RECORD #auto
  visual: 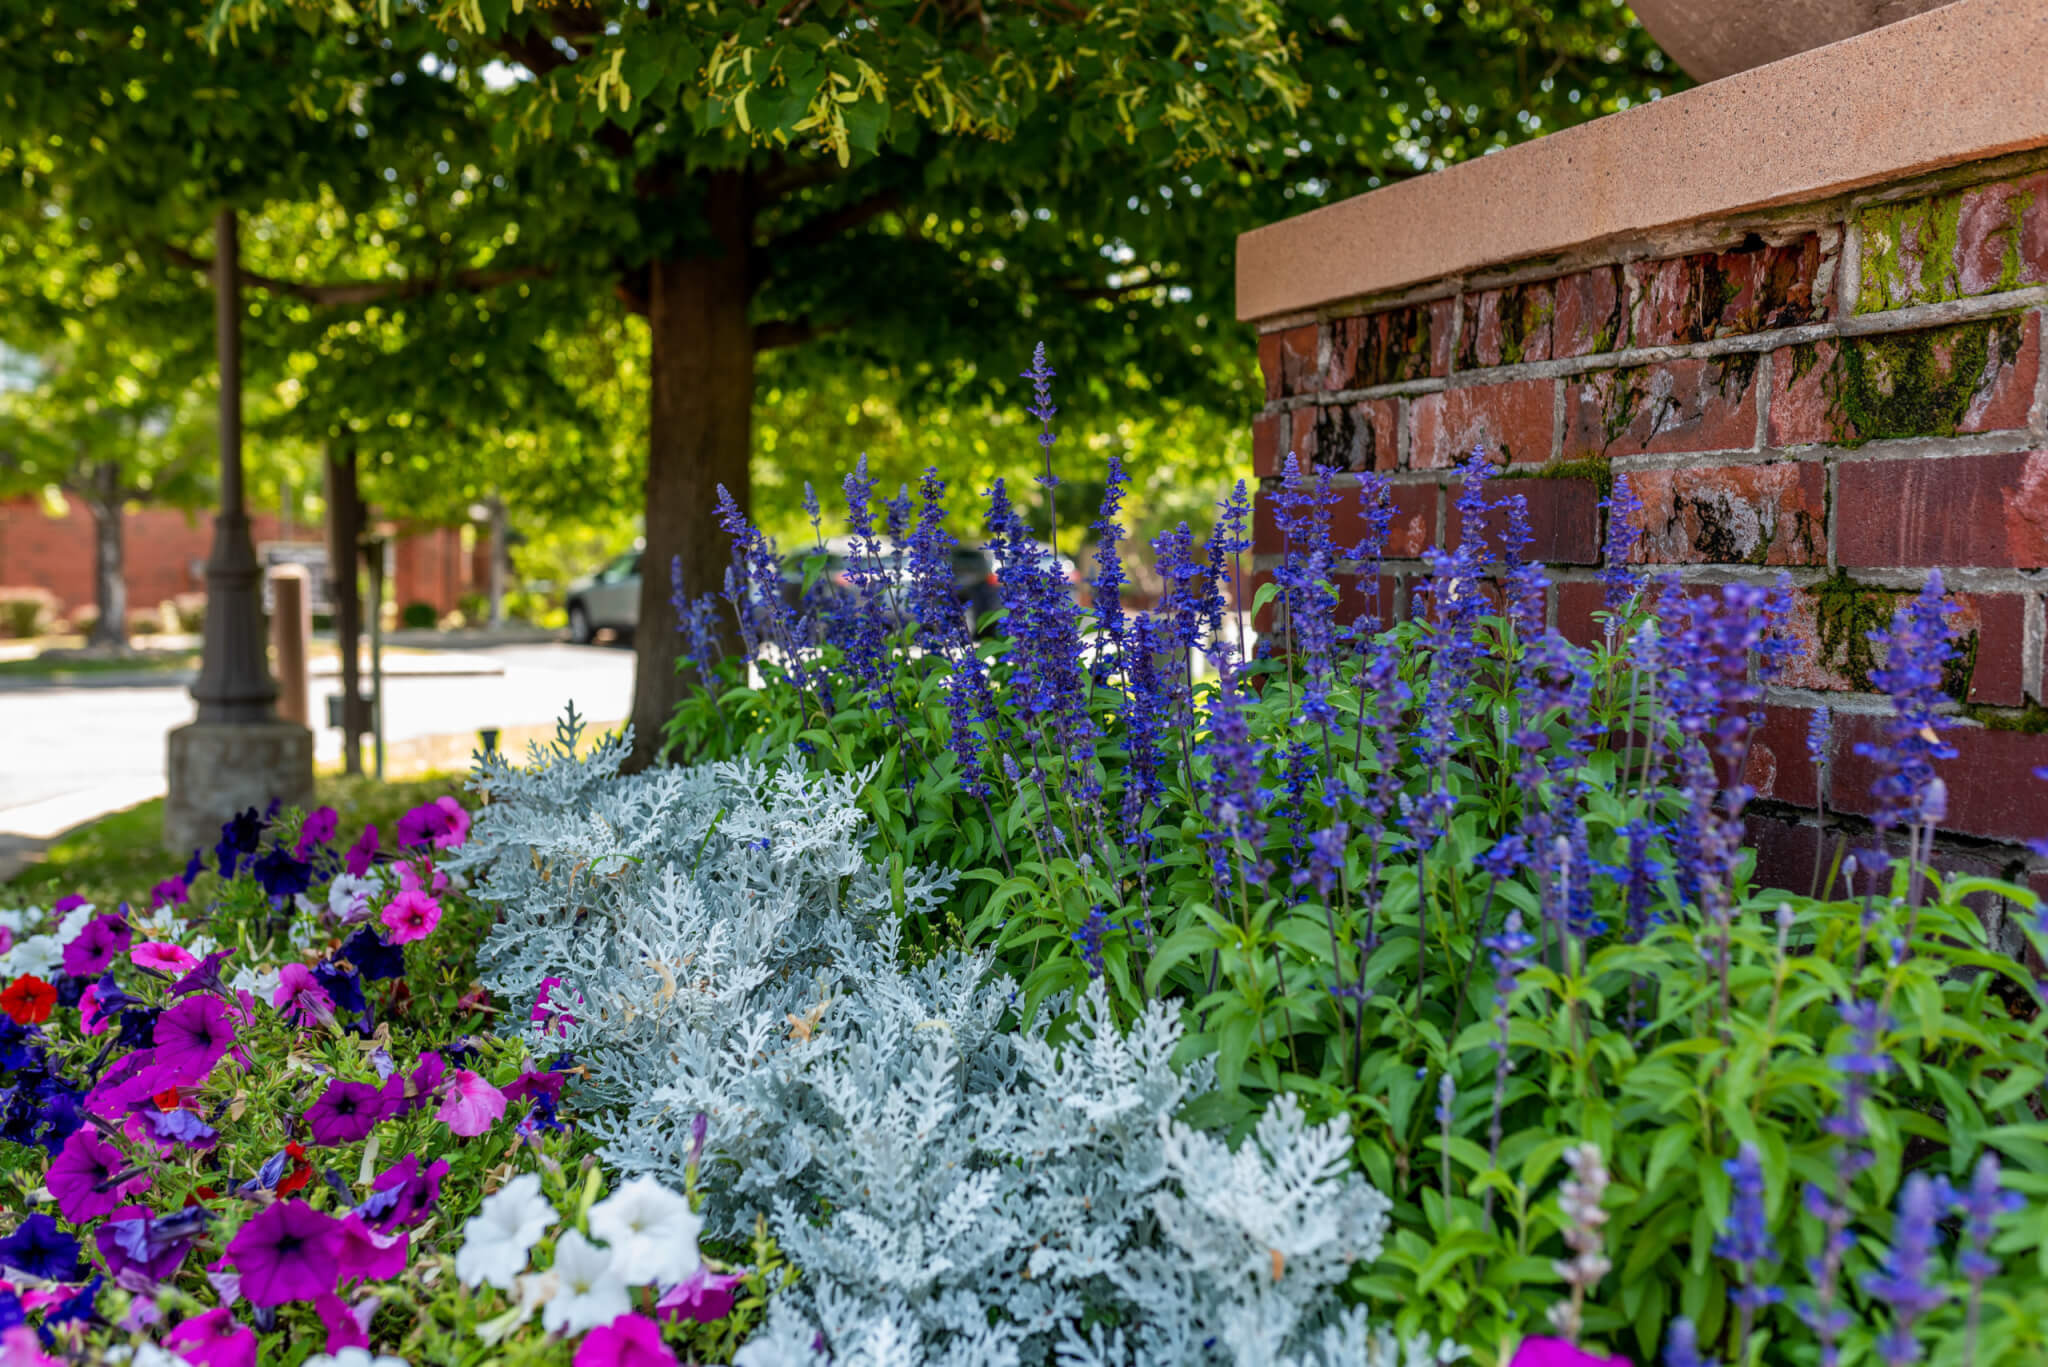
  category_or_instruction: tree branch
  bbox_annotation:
[1061,280,1164,302]
[762,189,903,255]
[756,157,845,204]
[162,242,549,308]
[753,318,840,352]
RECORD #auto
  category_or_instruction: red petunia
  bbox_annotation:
[1,976,57,1026]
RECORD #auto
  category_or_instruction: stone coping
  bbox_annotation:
[1236,0,2048,324]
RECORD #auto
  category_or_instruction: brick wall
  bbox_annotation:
[392,526,478,617]
[0,496,285,622]
[1252,148,2048,906]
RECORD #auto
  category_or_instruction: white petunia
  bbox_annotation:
[588,1175,703,1286]
[1,934,60,979]
[305,1351,408,1367]
[326,874,377,923]
[230,966,282,1000]
[454,1173,557,1290]
[52,905,95,946]
[539,1230,631,1335]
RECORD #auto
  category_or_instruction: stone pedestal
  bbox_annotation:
[164,719,315,856]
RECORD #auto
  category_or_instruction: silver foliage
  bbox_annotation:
[458,715,1454,1367]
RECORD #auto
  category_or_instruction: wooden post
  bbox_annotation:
[325,440,366,775]
[268,565,310,726]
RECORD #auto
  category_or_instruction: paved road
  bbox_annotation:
[0,643,637,842]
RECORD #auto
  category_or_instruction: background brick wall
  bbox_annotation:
[1252,148,2048,908]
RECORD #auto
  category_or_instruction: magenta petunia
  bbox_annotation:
[656,1266,748,1325]
[272,964,337,1030]
[368,1153,449,1231]
[312,1291,371,1352]
[532,977,580,1036]
[334,1213,407,1283]
[51,894,88,913]
[295,806,341,860]
[226,1199,345,1305]
[131,941,199,974]
[163,1307,257,1367]
[47,1129,150,1222]
[345,824,379,877]
[304,1080,391,1146]
[395,859,450,897]
[78,984,113,1037]
[436,1069,507,1137]
[573,1314,677,1367]
[61,914,132,978]
[154,995,238,1085]
[395,796,469,851]
[150,877,190,911]
[379,889,441,945]
[1507,1339,1633,1367]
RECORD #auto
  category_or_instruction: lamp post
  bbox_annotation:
[163,207,314,853]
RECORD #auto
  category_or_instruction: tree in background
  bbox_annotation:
[212,0,1676,766]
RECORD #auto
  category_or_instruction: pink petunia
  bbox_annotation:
[131,942,200,974]
[1507,1339,1633,1367]
[532,977,581,1036]
[436,1069,507,1137]
[380,889,442,945]
[46,1129,150,1222]
[573,1314,677,1367]
[78,984,112,1037]
[0,1326,59,1367]
[163,1308,257,1367]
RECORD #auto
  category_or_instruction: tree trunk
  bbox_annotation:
[84,460,128,651]
[325,440,367,775]
[625,170,756,771]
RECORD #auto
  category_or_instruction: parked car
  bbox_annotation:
[564,546,642,644]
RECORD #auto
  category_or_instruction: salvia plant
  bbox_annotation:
[653,347,2048,1365]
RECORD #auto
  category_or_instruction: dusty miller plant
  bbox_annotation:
[455,712,1453,1367]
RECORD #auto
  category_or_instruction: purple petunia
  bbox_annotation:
[0,1213,84,1282]
[395,796,469,851]
[47,1129,151,1222]
[61,914,132,978]
[226,1199,345,1305]
[304,1080,392,1146]
[154,994,238,1085]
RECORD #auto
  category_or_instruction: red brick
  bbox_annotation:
[1253,481,1439,564]
[1562,355,1761,459]
[1332,572,1400,632]
[1553,266,1628,358]
[1411,380,1555,469]
[1427,298,1458,378]
[1830,715,2048,844]
[1769,313,2039,446]
[0,495,290,620]
[1457,281,1554,370]
[1837,450,2048,569]
[1297,400,1400,473]
[1958,173,2048,296]
[1627,462,1826,567]
[1627,237,1828,346]
[1259,331,1284,403]
[1447,477,1601,565]
[1956,594,2028,707]
[1744,703,1823,808]
[1271,325,1320,399]
[1253,413,1285,479]
[1774,584,2024,701]
[1326,304,1444,390]
[1554,580,1608,649]
[1744,816,1844,899]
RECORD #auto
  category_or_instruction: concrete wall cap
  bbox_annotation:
[1236,0,2048,324]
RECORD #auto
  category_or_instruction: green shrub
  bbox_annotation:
[0,586,56,637]
[401,599,439,629]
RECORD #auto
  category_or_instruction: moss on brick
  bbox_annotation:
[1858,195,1963,312]
[1496,456,1614,497]
[1963,700,2048,734]
[1996,186,2038,294]
[1813,571,1980,701]
[1829,315,2022,444]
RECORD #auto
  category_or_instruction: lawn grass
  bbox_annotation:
[2,771,465,911]
[0,650,199,679]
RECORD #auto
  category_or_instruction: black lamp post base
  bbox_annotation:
[163,718,314,856]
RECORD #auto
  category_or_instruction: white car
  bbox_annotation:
[565,547,642,644]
